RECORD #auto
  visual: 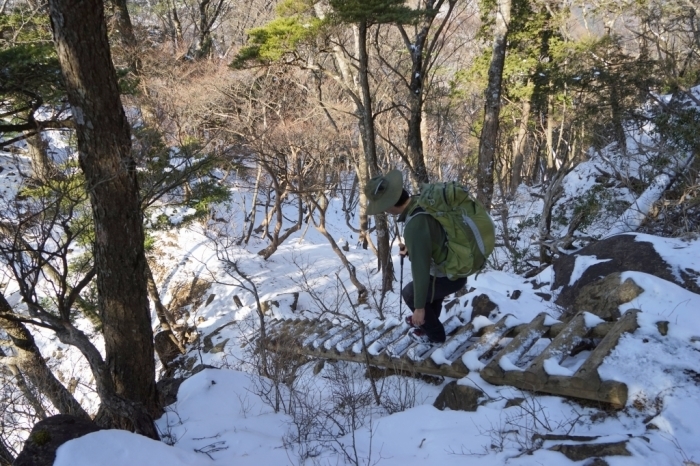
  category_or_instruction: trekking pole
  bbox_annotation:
[399,249,404,319]
[393,220,405,319]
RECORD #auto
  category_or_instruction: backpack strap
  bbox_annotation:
[404,206,428,227]
[461,210,488,258]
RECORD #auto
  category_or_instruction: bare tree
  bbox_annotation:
[48,0,160,433]
[477,0,511,208]
[0,295,88,419]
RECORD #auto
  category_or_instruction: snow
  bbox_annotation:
[55,430,210,466]
[583,311,605,327]
[569,255,611,286]
[543,357,575,376]
[604,153,693,237]
[499,354,523,371]
[4,90,700,466]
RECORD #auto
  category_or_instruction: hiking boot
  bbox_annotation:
[408,328,432,344]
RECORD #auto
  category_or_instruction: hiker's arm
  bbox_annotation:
[405,217,432,309]
[412,308,425,326]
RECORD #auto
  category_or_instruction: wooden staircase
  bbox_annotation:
[259,309,639,408]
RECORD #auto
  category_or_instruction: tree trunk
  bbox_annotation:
[256,173,303,259]
[545,93,556,178]
[192,0,225,58]
[242,164,262,245]
[25,133,54,181]
[106,0,140,72]
[0,295,89,419]
[510,97,531,194]
[52,318,160,439]
[0,346,48,420]
[0,436,13,466]
[168,0,184,46]
[477,0,511,209]
[308,195,369,305]
[108,0,137,47]
[609,78,628,158]
[357,20,393,293]
[405,26,430,185]
[145,262,185,357]
[47,0,160,426]
[397,0,455,185]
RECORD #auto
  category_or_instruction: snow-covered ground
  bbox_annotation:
[3,92,700,465]
[34,180,698,466]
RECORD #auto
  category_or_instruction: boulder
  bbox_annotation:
[154,329,184,367]
[549,440,630,461]
[553,234,679,310]
[202,321,237,353]
[157,364,216,407]
[470,294,498,321]
[561,273,645,322]
[14,415,102,466]
[433,381,484,411]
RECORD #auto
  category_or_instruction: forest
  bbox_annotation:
[1,0,699,463]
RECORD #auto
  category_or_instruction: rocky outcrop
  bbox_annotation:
[14,415,102,466]
[553,234,679,310]
[559,272,645,322]
[470,294,498,321]
[433,381,484,411]
[157,364,216,407]
[549,440,630,461]
[154,329,184,367]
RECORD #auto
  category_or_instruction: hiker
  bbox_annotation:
[364,169,494,344]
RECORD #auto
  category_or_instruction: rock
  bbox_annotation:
[209,338,229,353]
[510,290,522,300]
[157,364,216,407]
[470,294,497,321]
[504,397,525,408]
[533,433,599,443]
[283,292,300,312]
[14,415,102,466]
[313,360,325,375]
[656,321,669,336]
[202,321,237,352]
[205,293,216,306]
[534,292,552,301]
[444,297,462,312]
[261,300,279,314]
[433,381,484,412]
[549,441,631,461]
[553,234,681,310]
[154,330,184,367]
[562,273,644,322]
[157,376,186,407]
[585,459,610,466]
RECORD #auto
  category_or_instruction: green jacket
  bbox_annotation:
[399,197,448,309]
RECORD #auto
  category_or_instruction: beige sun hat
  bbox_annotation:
[364,170,404,215]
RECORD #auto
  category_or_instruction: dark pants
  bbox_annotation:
[402,276,467,343]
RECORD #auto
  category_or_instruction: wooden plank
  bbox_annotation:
[574,309,639,380]
[481,312,548,381]
[520,313,588,388]
[460,314,514,370]
[368,324,409,355]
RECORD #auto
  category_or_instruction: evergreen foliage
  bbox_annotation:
[327,0,420,25]
[134,127,232,229]
[232,0,322,67]
[0,10,64,134]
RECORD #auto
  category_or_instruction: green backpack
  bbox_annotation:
[406,182,495,279]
